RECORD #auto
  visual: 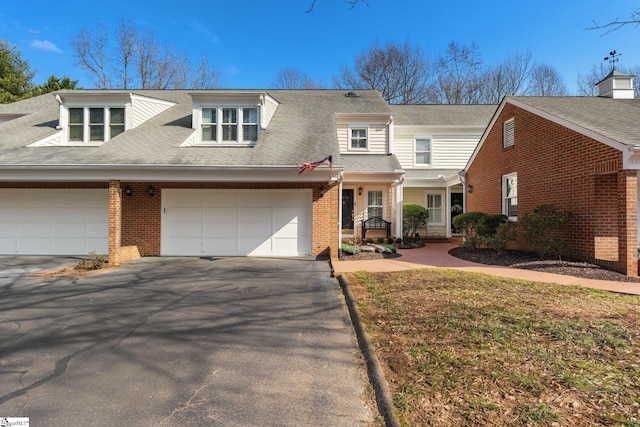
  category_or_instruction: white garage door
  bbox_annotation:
[0,189,109,255]
[162,189,312,256]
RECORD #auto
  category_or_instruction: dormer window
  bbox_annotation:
[185,92,278,148]
[350,127,368,150]
[65,105,127,144]
[198,106,259,144]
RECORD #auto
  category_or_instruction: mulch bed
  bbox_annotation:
[339,245,640,283]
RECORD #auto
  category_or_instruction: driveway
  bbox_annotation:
[0,257,373,426]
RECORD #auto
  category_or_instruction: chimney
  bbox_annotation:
[596,69,635,99]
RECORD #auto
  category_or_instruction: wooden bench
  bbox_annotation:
[361,216,392,240]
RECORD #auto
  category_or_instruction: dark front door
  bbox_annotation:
[451,192,464,233]
[342,189,354,232]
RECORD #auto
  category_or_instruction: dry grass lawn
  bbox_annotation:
[345,269,640,426]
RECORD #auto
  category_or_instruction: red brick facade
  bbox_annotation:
[466,103,638,275]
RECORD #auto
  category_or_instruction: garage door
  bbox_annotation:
[162,189,312,256]
[0,189,109,255]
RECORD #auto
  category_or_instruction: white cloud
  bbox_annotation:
[30,40,62,53]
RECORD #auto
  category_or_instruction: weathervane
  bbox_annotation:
[604,50,621,70]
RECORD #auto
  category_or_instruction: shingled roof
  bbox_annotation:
[0,89,391,168]
[507,96,640,147]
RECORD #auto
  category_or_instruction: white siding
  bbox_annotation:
[336,120,389,154]
[131,95,175,128]
[394,126,482,169]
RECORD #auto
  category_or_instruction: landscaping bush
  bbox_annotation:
[520,204,573,259]
[403,204,429,240]
[77,251,108,270]
[485,221,518,253]
[452,211,487,249]
[341,244,361,255]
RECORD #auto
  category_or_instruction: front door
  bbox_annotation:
[451,192,464,233]
[342,189,354,234]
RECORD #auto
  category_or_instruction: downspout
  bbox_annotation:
[337,171,344,258]
[458,171,468,212]
[388,115,394,155]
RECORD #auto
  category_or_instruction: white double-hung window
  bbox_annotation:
[200,106,259,144]
[426,192,443,224]
[67,106,126,143]
[503,173,518,220]
[350,127,368,150]
[415,137,432,166]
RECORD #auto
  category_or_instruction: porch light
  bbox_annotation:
[148,185,155,197]
[124,186,132,196]
[358,186,363,196]
[320,185,325,196]
[467,185,473,193]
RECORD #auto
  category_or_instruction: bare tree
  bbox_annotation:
[426,41,484,104]
[70,21,220,89]
[333,39,432,104]
[528,63,569,96]
[192,54,222,89]
[587,9,640,34]
[113,20,136,89]
[479,50,534,103]
[272,67,324,89]
[69,24,110,89]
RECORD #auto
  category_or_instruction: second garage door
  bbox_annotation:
[161,189,312,256]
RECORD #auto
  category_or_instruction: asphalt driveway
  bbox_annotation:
[0,256,373,426]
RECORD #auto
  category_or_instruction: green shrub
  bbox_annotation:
[403,204,429,239]
[341,244,361,255]
[387,237,395,244]
[520,204,573,259]
[452,211,487,249]
[366,237,374,244]
[478,214,508,237]
[377,237,385,244]
[380,243,397,253]
[485,221,518,253]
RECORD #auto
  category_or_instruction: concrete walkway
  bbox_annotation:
[332,242,640,296]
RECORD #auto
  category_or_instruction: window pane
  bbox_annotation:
[202,108,216,124]
[507,198,518,217]
[243,125,258,141]
[243,108,257,124]
[202,125,215,141]
[416,139,430,151]
[110,108,125,124]
[89,108,104,124]
[416,152,430,164]
[110,125,125,138]
[69,125,83,141]
[69,108,83,124]
[222,108,237,124]
[90,125,104,141]
[222,125,237,141]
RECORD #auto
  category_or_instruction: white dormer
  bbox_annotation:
[596,69,635,99]
[28,92,175,147]
[184,92,278,146]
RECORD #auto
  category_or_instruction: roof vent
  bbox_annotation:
[345,91,360,98]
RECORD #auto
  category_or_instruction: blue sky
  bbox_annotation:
[1,0,638,93]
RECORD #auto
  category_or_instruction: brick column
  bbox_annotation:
[108,180,122,265]
[618,170,638,276]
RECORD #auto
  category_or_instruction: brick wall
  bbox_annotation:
[466,102,637,275]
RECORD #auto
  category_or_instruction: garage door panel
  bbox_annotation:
[0,189,108,255]
[163,190,311,257]
[203,192,237,207]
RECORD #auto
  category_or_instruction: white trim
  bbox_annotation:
[426,190,445,226]
[413,135,433,167]
[348,124,369,151]
[502,172,518,221]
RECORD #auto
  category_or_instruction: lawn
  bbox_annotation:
[345,269,640,426]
